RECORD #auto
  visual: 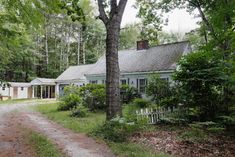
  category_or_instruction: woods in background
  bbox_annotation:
[0,0,106,82]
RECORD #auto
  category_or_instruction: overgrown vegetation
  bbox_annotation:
[79,84,106,111]
[58,86,81,111]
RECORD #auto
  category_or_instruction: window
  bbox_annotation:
[102,80,106,84]
[120,79,127,85]
[2,87,5,90]
[161,77,169,82]
[139,79,147,93]
[21,87,24,91]
[90,80,98,84]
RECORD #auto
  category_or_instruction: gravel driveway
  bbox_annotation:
[0,100,114,157]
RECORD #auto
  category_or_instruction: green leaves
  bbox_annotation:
[173,50,229,120]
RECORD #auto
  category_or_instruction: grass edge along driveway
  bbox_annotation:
[33,103,170,157]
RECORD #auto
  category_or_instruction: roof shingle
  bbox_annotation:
[56,64,95,82]
[86,41,191,76]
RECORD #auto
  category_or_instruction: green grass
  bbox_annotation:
[25,129,63,157]
[34,103,106,133]
[34,103,169,157]
[0,98,32,104]
[0,98,48,105]
[109,142,170,157]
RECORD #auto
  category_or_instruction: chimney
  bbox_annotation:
[137,40,149,50]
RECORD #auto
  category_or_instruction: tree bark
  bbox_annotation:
[106,22,121,120]
[79,31,85,64]
[45,21,49,65]
[98,0,127,120]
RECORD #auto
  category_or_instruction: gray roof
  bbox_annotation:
[56,64,95,82]
[9,82,31,87]
[86,41,191,76]
[31,78,56,85]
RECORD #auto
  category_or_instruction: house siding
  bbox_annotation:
[86,71,173,93]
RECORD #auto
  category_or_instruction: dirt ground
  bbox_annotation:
[0,114,35,157]
[0,100,114,157]
[131,128,235,157]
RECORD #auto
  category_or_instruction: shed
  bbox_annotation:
[0,82,32,99]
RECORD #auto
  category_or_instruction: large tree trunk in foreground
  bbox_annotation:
[105,22,121,120]
[98,0,127,120]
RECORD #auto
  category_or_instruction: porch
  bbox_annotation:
[30,78,56,99]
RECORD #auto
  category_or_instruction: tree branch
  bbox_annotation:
[194,0,218,41]
[97,0,109,24]
[110,0,117,17]
[117,0,127,18]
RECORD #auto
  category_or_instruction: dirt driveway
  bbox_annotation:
[0,100,114,157]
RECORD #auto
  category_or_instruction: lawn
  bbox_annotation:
[0,98,33,105]
[34,103,169,157]
[0,98,50,105]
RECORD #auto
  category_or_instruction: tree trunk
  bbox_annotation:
[79,31,85,64]
[77,32,80,65]
[45,24,49,65]
[105,20,121,120]
[98,0,127,120]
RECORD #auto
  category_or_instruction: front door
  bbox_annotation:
[13,87,18,99]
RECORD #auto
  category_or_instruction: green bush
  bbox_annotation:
[79,84,106,111]
[173,51,227,121]
[58,86,81,111]
[146,73,172,104]
[122,104,139,122]
[120,85,141,104]
[132,98,152,108]
[92,117,146,142]
[70,105,89,118]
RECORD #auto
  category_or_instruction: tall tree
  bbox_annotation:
[135,0,163,46]
[97,0,127,120]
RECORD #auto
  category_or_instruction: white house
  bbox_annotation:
[56,41,191,96]
[0,82,32,100]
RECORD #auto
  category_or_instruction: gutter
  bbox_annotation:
[85,70,174,77]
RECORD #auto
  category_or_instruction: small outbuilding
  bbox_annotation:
[0,82,32,100]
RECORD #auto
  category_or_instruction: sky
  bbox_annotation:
[121,0,200,34]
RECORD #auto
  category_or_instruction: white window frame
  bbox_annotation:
[139,78,147,93]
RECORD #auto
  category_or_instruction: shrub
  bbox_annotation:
[122,104,139,122]
[70,105,89,118]
[219,115,235,132]
[132,98,152,108]
[79,84,106,111]
[58,86,81,111]
[146,73,172,104]
[120,85,141,104]
[173,51,227,121]
[92,117,146,142]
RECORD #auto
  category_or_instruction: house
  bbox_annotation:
[0,41,191,100]
[55,64,94,96]
[30,78,56,99]
[0,82,32,100]
[56,41,191,96]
